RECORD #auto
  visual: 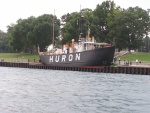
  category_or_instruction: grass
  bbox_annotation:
[119,53,150,62]
[0,52,150,62]
[0,53,39,61]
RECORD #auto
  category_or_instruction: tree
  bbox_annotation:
[7,17,36,53]
[7,14,60,53]
[34,14,60,51]
[0,30,9,52]
[107,6,125,50]
[108,7,150,51]
[61,8,94,44]
[93,0,116,43]
[61,12,80,44]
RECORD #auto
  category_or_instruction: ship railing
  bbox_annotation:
[39,52,58,55]
[39,51,68,55]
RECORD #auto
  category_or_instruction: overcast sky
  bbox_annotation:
[0,0,149,32]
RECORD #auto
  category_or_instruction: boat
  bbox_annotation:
[38,11,115,67]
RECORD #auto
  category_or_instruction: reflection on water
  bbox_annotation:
[0,67,150,113]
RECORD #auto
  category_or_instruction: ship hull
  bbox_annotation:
[39,46,115,67]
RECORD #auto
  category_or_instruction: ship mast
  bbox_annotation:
[79,5,84,41]
[52,9,55,46]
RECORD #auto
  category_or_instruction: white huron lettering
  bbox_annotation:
[75,53,80,61]
[49,53,80,63]
[55,56,60,62]
[62,55,66,62]
[69,54,73,61]
[49,56,53,62]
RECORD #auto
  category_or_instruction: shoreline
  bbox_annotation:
[0,61,149,75]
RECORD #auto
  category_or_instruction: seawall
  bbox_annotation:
[0,61,150,75]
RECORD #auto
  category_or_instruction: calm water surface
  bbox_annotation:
[0,67,150,113]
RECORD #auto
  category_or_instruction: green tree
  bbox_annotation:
[7,17,36,53]
[33,14,60,51]
[8,22,24,52]
[0,30,9,52]
[7,14,60,53]
[107,6,125,50]
[93,0,116,43]
[61,8,94,44]
[61,12,80,44]
[108,7,150,51]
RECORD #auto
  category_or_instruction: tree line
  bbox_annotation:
[0,0,150,53]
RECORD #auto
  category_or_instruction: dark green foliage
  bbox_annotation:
[107,6,150,51]
[0,30,10,52]
[7,15,60,53]
[0,0,150,53]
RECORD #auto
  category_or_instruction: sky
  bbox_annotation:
[0,0,149,32]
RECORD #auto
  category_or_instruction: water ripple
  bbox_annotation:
[0,67,150,113]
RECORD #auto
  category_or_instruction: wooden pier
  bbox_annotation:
[0,61,150,75]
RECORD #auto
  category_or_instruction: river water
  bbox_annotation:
[0,67,150,113]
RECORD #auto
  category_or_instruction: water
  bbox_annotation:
[0,67,150,113]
